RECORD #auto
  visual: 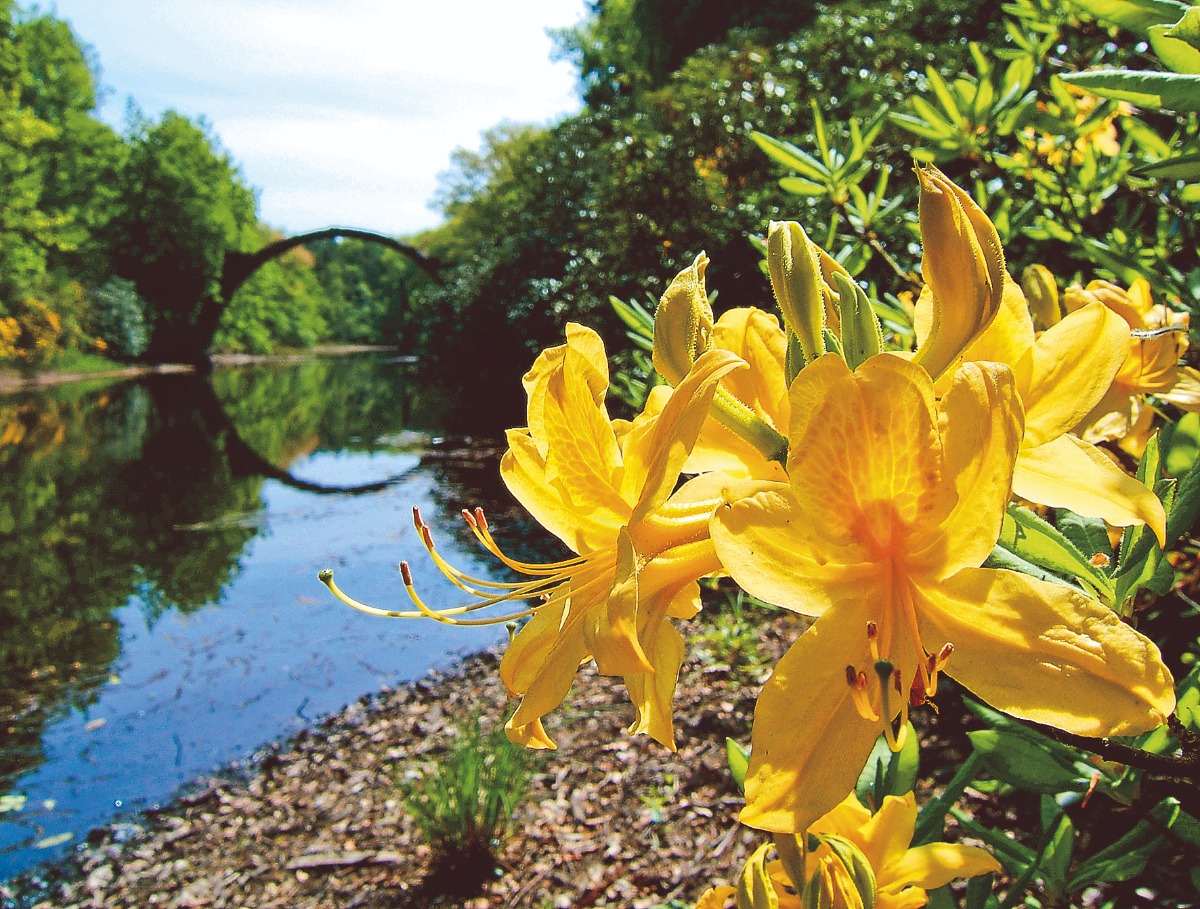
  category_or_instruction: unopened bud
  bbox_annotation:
[653,253,714,386]
[1022,264,1061,329]
[913,165,1005,380]
[768,221,826,364]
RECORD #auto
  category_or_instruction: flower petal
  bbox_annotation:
[1013,433,1166,545]
[858,793,919,871]
[919,569,1175,737]
[587,527,653,676]
[500,597,591,748]
[501,428,621,552]
[883,843,1001,892]
[623,618,685,749]
[912,167,1005,381]
[789,353,954,545]
[741,603,882,834]
[628,347,746,525]
[711,479,870,617]
[933,361,1022,577]
[1022,301,1130,447]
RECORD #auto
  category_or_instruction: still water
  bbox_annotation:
[0,353,540,881]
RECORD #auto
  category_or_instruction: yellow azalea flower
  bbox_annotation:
[710,353,1175,834]
[695,792,1000,909]
[1065,278,1200,455]
[322,324,743,751]
[923,275,1166,542]
[481,323,743,749]
[644,306,790,482]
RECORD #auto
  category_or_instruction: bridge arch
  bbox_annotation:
[218,226,443,304]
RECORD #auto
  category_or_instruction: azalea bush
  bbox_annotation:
[322,160,1200,906]
[751,0,1200,331]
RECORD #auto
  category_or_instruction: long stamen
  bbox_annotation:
[898,581,932,692]
[399,562,542,626]
[846,665,880,722]
[319,569,426,619]
[464,508,590,575]
[927,642,953,698]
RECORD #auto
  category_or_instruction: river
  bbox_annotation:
[0,353,543,882]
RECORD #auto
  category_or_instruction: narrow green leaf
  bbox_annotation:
[750,131,829,180]
[1062,70,1200,112]
[967,729,1088,794]
[888,111,956,142]
[1066,820,1166,889]
[1135,152,1200,180]
[779,176,828,197]
[856,724,919,809]
[1039,799,1075,895]
[926,66,964,123]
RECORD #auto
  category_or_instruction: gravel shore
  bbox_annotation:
[6,617,799,909]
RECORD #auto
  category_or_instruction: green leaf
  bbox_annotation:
[1066,816,1169,889]
[985,543,1076,588]
[967,729,1088,794]
[926,66,965,123]
[1165,428,1200,546]
[1068,0,1191,35]
[1135,151,1200,180]
[1055,509,1114,569]
[1039,799,1075,895]
[1062,70,1200,111]
[726,738,749,794]
[779,176,827,197]
[1150,22,1200,72]
[1165,7,1200,49]
[950,809,1036,873]
[998,505,1115,599]
[889,111,955,142]
[856,724,919,809]
[751,131,829,180]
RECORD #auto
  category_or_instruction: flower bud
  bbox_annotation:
[1022,264,1061,329]
[913,166,1005,380]
[768,220,826,364]
[653,253,714,386]
[736,842,780,909]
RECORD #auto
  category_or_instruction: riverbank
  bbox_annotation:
[7,616,807,909]
[0,345,404,395]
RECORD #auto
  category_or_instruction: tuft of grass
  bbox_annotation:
[397,713,539,896]
[695,587,774,672]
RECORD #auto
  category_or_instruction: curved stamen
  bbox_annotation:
[846,665,880,722]
[398,561,543,626]
[466,509,590,575]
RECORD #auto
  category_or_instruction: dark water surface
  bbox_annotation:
[0,354,539,881]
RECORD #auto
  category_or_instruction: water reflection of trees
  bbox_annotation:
[0,355,443,792]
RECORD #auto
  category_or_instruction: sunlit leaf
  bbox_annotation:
[1062,70,1200,111]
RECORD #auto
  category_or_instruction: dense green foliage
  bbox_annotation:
[410,0,1003,402]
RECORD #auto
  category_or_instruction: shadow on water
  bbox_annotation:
[0,353,540,882]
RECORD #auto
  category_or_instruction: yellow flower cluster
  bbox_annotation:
[323,165,1179,903]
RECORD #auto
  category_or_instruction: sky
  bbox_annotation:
[46,1,589,237]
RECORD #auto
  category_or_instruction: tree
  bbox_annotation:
[110,109,257,362]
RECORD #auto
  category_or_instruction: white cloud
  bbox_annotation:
[48,0,587,235]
